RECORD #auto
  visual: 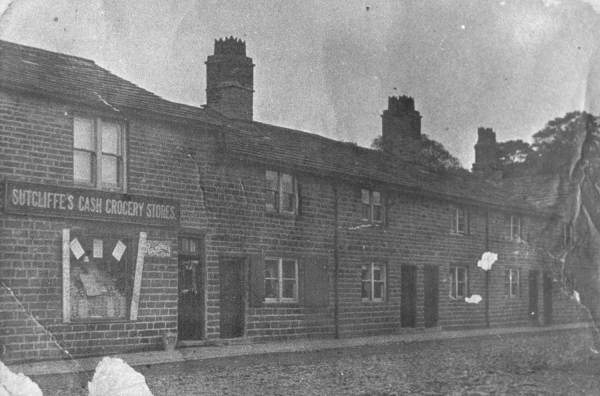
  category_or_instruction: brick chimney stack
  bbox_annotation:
[472,127,501,179]
[205,37,254,120]
[381,96,422,160]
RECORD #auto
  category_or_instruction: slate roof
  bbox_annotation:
[225,120,544,213]
[500,172,579,211]
[0,39,545,214]
[0,39,225,126]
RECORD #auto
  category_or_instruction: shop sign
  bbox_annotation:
[145,240,172,258]
[5,180,180,226]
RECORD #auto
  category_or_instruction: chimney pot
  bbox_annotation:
[472,127,501,178]
[476,127,496,144]
[205,36,255,120]
[380,95,422,160]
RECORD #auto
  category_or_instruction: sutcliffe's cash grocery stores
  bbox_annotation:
[7,181,178,221]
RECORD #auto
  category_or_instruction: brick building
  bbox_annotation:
[0,38,585,364]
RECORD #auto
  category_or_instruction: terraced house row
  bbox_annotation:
[0,37,585,363]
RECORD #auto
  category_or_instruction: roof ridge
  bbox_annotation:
[0,39,174,105]
[0,39,227,127]
[0,39,97,65]
[233,120,459,170]
[233,120,383,156]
